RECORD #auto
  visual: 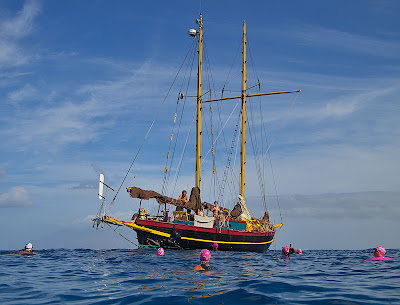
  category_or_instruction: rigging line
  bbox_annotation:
[203,19,242,26]
[170,108,196,197]
[258,96,282,220]
[168,42,197,197]
[218,111,241,203]
[107,38,197,212]
[247,101,267,208]
[244,91,300,192]
[259,96,267,211]
[247,40,261,89]
[223,127,241,208]
[221,41,241,97]
[202,39,218,98]
[268,139,283,223]
[201,101,240,165]
[162,39,196,194]
[164,39,197,196]
[105,222,139,248]
[96,187,109,218]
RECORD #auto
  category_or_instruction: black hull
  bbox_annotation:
[133,219,275,252]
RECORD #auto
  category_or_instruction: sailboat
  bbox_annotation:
[93,14,300,252]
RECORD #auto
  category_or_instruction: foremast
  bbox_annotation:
[196,14,203,189]
[241,21,247,198]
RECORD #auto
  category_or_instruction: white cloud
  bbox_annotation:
[269,25,400,57]
[0,0,41,39]
[7,83,38,103]
[0,0,41,68]
[0,186,33,207]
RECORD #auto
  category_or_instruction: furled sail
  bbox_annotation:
[235,195,252,221]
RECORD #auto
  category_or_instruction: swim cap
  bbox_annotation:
[297,248,302,254]
[200,249,211,262]
[376,246,386,255]
[212,243,218,249]
[157,247,164,256]
[282,246,289,254]
[25,243,33,250]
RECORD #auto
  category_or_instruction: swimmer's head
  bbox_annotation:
[282,246,289,254]
[25,243,33,251]
[200,249,211,262]
[212,243,218,250]
[157,247,164,256]
[375,246,386,256]
[297,248,302,254]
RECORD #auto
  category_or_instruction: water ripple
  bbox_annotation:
[0,249,399,304]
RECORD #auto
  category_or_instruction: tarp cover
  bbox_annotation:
[127,186,202,211]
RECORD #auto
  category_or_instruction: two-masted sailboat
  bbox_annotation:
[93,14,300,252]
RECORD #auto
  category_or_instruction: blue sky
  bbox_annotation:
[1,0,399,251]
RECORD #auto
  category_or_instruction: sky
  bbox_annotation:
[1,0,399,251]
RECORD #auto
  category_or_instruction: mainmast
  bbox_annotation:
[198,17,300,201]
[196,14,203,189]
[240,21,247,198]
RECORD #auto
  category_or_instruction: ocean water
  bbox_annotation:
[0,249,399,304]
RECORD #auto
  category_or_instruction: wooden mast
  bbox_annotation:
[196,14,203,189]
[198,18,300,198]
[241,21,247,198]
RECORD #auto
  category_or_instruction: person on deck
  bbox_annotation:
[176,190,188,212]
[194,249,213,271]
[197,204,205,217]
[212,201,220,217]
[366,246,393,261]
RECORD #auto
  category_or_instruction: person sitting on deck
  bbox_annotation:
[197,204,205,217]
[176,190,188,212]
[194,249,213,271]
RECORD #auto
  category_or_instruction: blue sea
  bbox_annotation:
[1,249,399,304]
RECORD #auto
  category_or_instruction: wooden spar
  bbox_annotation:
[201,90,301,103]
[196,14,203,189]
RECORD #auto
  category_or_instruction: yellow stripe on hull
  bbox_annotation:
[181,236,273,245]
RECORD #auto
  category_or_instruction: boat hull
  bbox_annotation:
[134,219,275,252]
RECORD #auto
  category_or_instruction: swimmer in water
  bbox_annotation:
[282,246,290,257]
[366,246,393,261]
[212,243,218,251]
[157,247,164,256]
[297,248,302,254]
[194,249,213,271]
[16,243,35,255]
